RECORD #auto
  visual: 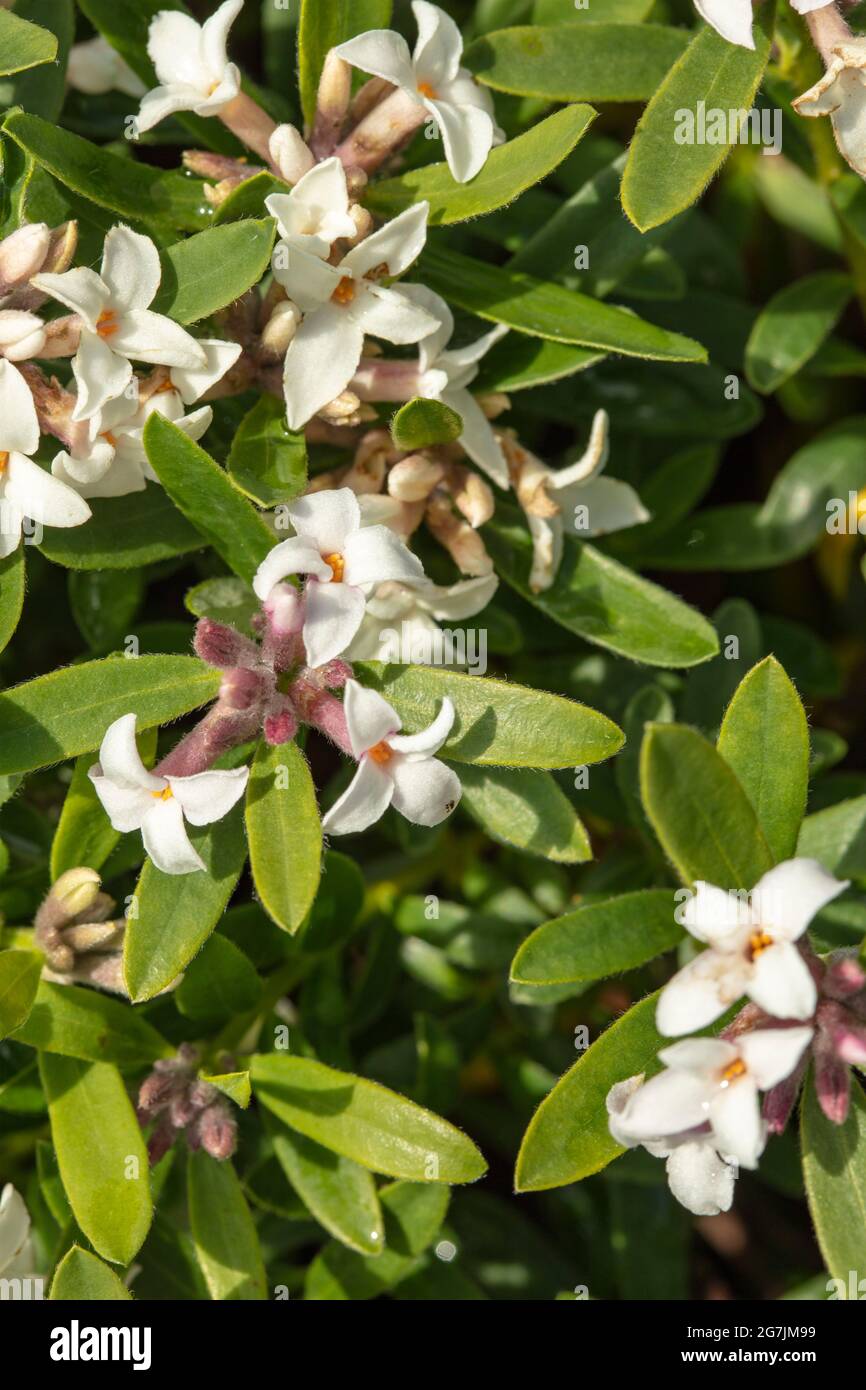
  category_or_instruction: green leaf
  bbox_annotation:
[354,661,623,768]
[298,0,392,125]
[202,1070,251,1108]
[0,949,42,1038]
[802,1070,866,1290]
[717,657,809,863]
[419,244,706,363]
[187,1151,267,1300]
[2,111,209,232]
[474,335,603,393]
[227,396,308,508]
[515,990,663,1190]
[0,655,220,776]
[797,798,866,878]
[305,1181,449,1300]
[458,764,591,863]
[464,23,687,101]
[367,104,595,225]
[175,934,261,1025]
[124,803,247,1002]
[0,9,57,77]
[390,397,462,451]
[143,415,274,584]
[2,0,72,122]
[640,723,774,889]
[50,1246,133,1301]
[269,1119,385,1255]
[154,220,276,325]
[50,728,157,880]
[68,570,144,652]
[185,575,259,637]
[246,741,322,935]
[251,1053,487,1183]
[621,3,776,232]
[12,981,170,1064]
[0,547,24,657]
[511,889,682,987]
[483,510,719,669]
[39,487,203,570]
[40,1054,152,1264]
[744,272,852,395]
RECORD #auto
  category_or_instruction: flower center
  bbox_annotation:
[748,930,774,960]
[102,431,118,447]
[323,551,345,583]
[151,786,173,801]
[417,80,437,98]
[0,452,8,475]
[96,309,120,340]
[720,1058,747,1086]
[367,740,393,766]
[331,276,356,306]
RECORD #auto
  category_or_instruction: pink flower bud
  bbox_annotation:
[196,1102,238,1161]
[264,703,298,746]
[823,951,866,1000]
[219,666,268,712]
[195,617,259,670]
[0,224,50,293]
[815,1034,851,1125]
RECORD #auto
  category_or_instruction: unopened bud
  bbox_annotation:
[823,951,866,1000]
[426,492,494,576]
[346,205,374,246]
[138,1071,176,1117]
[51,867,103,920]
[0,223,50,294]
[43,222,78,278]
[263,700,298,746]
[477,392,510,420]
[318,658,352,689]
[388,454,444,502]
[260,299,302,359]
[446,464,495,528]
[197,1102,238,1161]
[319,390,363,425]
[219,665,268,712]
[195,617,259,670]
[40,315,81,359]
[269,123,315,184]
[62,921,124,954]
[0,310,46,362]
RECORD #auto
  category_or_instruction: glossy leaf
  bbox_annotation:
[154,220,276,324]
[464,24,687,101]
[227,396,307,508]
[188,1151,267,1300]
[270,1119,385,1255]
[0,8,58,76]
[745,272,852,395]
[12,981,170,1064]
[0,949,42,1038]
[512,890,682,987]
[38,487,203,570]
[246,741,322,935]
[175,933,261,1025]
[458,764,591,863]
[305,1181,449,1300]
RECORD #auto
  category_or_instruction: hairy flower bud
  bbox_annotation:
[388,454,445,502]
[194,617,259,671]
[260,299,302,359]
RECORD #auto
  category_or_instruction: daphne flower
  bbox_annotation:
[334,1,503,182]
[0,362,91,556]
[253,488,425,669]
[346,573,497,661]
[32,225,207,421]
[616,1029,814,1170]
[694,0,826,51]
[88,714,249,875]
[266,157,357,260]
[793,37,866,178]
[67,36,146,98]
[322,679,461,835]
[135,0,243,134]
[0,1185,37,1282]
[657,859,847,1037]
[0,309,46,362]
[607,1075,737,1216]
[275,204,436,429]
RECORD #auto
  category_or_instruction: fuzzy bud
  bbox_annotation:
[0,223,50,295]
[219,665,269,713]
[269,123,316,183]
[50,866,103,920]
[426,491,494,576]
[264,705,298,746]
[388,455,445,502]
[196,1102,238,1161]
[260,299,302,359]
[0,309,46,362]
[194,617,259,671]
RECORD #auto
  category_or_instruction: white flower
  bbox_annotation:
[615,1028,814,1170]
[694,0,825,50]
[504,411,649,592]
[253,487,425,669]
[607,1076,737,1217]
[346,573,497,661]
[322,678,461,835]
[657,859,847,1037]
[67,36,146,98]
[32,225,207,422]
[0,1185,37,1281]
[0,309,46,362]
[88,714,249,876]
[334,0,504,183]
[266,157,357,260]
[0,361,91,557]
[135,0,243,134]
[52,341,240,499]
[393,284,509,488]
[793,37,866,178]
[275,203,437,429]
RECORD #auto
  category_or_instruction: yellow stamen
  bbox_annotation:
[102,431,118,447]
[748,930,774,960]
[323,551,345,583]
[367,740,393,766]
[721,1058,747,1085]
[417,80,437,98]
[331,276,356,306]
[151,786,173,801]
[96,309,120,340]
[0,451,8,475]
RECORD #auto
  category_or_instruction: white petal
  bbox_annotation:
[658,1037,737,1076]
[0,309,45,353]
[252,537,332,600]
[96,712,163,792]
[288,488,360,554]
[681,879,746,945]
[442,386,508,488]
[343,523,424,588]
[282,306,364,429]
[829,80,866,178]
[665,1141,735,1216]
[751,857,849,942]
[135,84,203,134]
[4,453,91,529]
[30,266,107,330]
[201,0,243,79]
[71,334,132,421]
[303,579,367,668]
[791,0,835,9]
[0,360,39,455]
[747,941,817,1020]
[344,203,430,281]
[0,1185,31,1273]
[272,241,343,312]
[141,798,205,874]
[110,310,207,369]
[189,67,241,115]
[389,697,455,757]
[332,29,417,91]
[694,0,755,49]
[100,226,161,312]
[0,503,22,557]
[169,766,249,826]
[560,476,650,539]
[147,12,207,87]
[606,1075,646,1149]
[738,1026,814,1091]
[616,1068,712,1141]
[396,283,453,372]
[442,322,509,374]
[88,772,153,833]
[413,0,464,87]
[343,678,401,757]
[549,409,609,487]
[420,573,498,621]
[390,753,461,825]
[708,1078,764,1169]
[427,96,494,183]
[354,284,439,346]
[322,757,395,835]
[267,157,355,248]
[170,338,242,404]
[656,951,746,1037]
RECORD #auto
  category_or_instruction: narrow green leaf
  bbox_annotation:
[464,23,687,101]
[227,396,307,509]
[717,657,809,863]
[251,1053,487,1183]
[512,890,682,987]
[143,415,274,584]
[0,547,24,657]
[391,397,462,450]
[298,0,392,125]
[0,949,42,1038]
[745,272,852,395]
[640,723,774,889]
[188,1151,267,1300]
[246,741,322,935]
[154,220,276,324]
[305,1181,449,1300]
[797,797,866,878]
[50,1246,133,1301]
[270,1119,385,1255]
[3,0,72,122]
[12,980,170,1064]
[39,487,203,570]
[802,1070,866,1290]
[354,660,624,768]
[474,335,603,393]
[0,9,57,76]
[41,1054,152,1265]
[458,764,591,863]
